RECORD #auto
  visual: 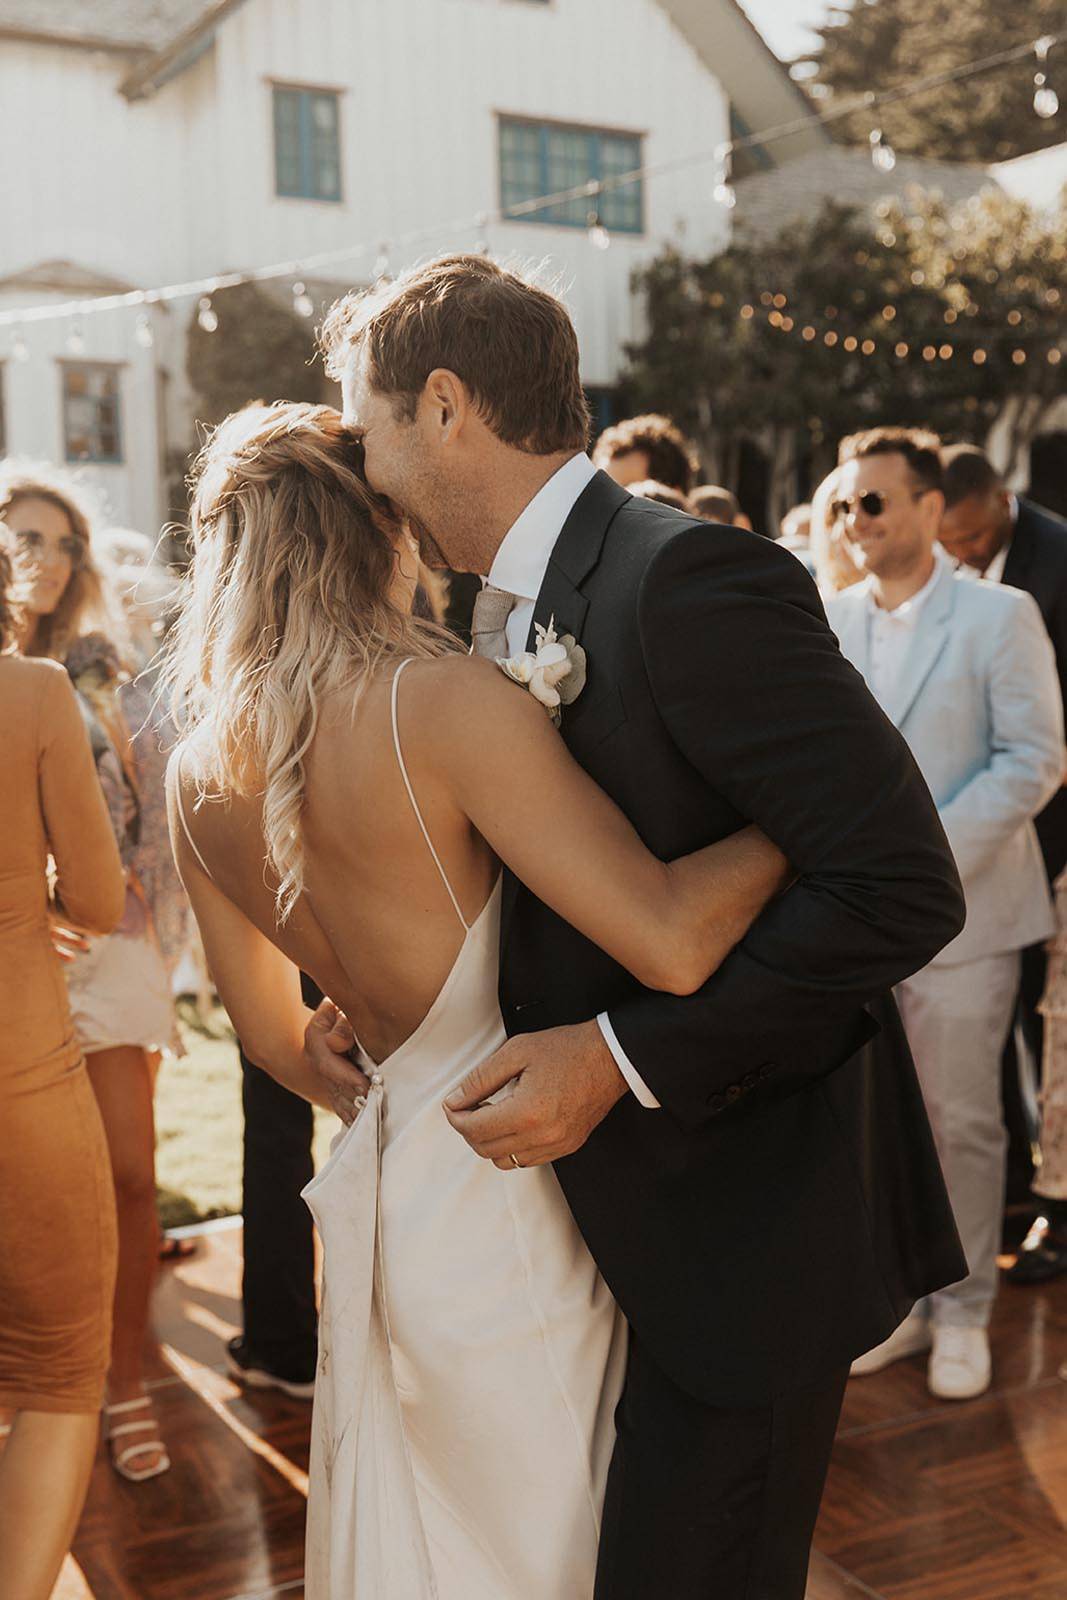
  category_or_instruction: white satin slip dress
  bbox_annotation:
[288,660,624,1597]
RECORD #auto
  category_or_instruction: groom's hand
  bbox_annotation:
[443,1020,627,1169]
[304,999,371,1124]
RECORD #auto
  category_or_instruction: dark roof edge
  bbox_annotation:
[119,0,249,100]
[0,24,147,55]
[724,0,833,136]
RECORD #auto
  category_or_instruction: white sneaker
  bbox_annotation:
[928,1326,991,1400]
[850,1311,931,1376]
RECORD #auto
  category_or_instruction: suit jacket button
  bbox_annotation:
[709,1093,726,1113]
[726,1084,741,1101]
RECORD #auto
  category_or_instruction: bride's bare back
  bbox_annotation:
[170,653,790,1104]
[181,662,497,1064]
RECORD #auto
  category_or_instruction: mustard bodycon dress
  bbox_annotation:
[0,656,125,1413]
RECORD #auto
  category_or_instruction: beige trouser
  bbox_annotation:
[895,951,1021,1328]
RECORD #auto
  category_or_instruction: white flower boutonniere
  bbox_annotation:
[496,616,587,725]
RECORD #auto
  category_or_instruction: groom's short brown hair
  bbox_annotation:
[322,254,590,454]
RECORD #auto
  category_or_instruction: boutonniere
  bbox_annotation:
[496,616,587,725]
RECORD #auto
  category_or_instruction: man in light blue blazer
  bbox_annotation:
[825,427,1064,1400]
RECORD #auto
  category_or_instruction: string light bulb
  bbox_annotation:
[713,145,736,209]
[12,333,28,362]
[134,313,154,348]
[197,296,219,333]
[291,281,314,318]
[67,323,85,355]
[713,173,736,209]
[869,128,897,173]
[373,244,391,280]
[587,212,611,251]
[1034,37,1060,119]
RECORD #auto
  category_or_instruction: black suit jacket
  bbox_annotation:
[1002,498,1067,880]
[498,473,966,1407]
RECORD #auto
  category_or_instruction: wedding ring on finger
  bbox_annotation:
[508,1153,522,1170]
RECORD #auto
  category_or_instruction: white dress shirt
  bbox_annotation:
[486,454,661,1109]
[864,549,945,705]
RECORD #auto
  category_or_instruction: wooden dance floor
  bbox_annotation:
[62,1224,1067,1600]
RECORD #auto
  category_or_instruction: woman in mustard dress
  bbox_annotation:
[1,463,179,1481]
[0,525,125,1600]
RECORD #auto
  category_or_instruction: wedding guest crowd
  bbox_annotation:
[603,407,1067,1389]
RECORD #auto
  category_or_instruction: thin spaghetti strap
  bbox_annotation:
[174,747,214,883]
[391,660,470,933]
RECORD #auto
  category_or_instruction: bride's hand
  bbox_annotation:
[305,999,371,1125]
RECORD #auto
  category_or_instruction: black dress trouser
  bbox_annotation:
[595,1334,848,1600]
[238,971,321,1371]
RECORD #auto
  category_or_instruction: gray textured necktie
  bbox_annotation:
[471,584,519,660]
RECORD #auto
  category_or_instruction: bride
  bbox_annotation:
[165,401,790,1599]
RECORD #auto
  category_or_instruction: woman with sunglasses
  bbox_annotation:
[1,465,177,1483]
[0,518,125,1600]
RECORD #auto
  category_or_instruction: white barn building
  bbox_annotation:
[0,0,824,534]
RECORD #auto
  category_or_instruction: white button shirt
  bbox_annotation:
[865,550,945,705]
[487,454,661,1109]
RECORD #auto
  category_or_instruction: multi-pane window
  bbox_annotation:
[62,363,122,463]
[499,118,643,233]
[273,85,342,202]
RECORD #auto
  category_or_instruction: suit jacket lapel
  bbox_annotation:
[500,470,630,957]
[1002,503,1034,590]
[884,562,956,730]
[523,470,629,651]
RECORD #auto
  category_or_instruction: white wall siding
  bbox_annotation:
[1,0,731,524]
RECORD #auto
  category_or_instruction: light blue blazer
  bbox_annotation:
[826,560,1064,966]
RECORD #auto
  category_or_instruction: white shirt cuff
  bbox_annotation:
[596,1013,661,1109]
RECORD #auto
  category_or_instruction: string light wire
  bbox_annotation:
[0,27,1062,338]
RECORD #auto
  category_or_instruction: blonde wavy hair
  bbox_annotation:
[0,462,119,659]
[165,401,458,922]
[809,467,863,598]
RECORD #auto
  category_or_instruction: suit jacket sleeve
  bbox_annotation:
[605,528,966,1133]
[937,590,1064,881]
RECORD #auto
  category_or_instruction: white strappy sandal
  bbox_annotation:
[103,1395,171,1483]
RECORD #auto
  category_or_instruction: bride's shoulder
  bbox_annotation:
[399,652,540,726]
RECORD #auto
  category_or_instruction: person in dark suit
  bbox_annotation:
[941,446,1067,1281]
[308,254,967,1600]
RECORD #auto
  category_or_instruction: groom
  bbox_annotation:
[307,255,966,1597]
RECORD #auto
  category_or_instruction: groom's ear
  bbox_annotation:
[422,368,469,445]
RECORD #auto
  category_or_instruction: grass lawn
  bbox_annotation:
[155,999,338,1230]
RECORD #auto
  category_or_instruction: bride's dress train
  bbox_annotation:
[302,660,627,1598]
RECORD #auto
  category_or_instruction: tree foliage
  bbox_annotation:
[799,0,1066,162]
[622,189,1066,524]
[185,280,324,431]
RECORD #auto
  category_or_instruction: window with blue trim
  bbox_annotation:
[62,364,122,464]
[499,118,642,233]
[273,86,342,202]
